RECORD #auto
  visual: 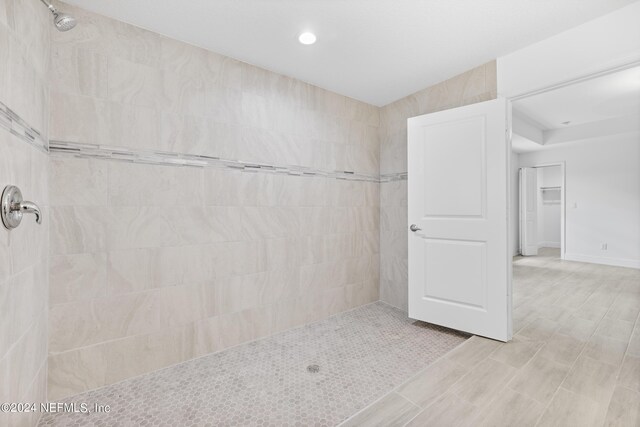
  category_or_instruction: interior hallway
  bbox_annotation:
[342,253,640,426]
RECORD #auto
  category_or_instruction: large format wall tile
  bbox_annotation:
[47,1,381,400]
[0,1,50,426]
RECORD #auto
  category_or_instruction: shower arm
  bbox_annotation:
[40,0,57,14]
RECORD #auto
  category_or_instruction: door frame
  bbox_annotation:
[517,162,566,259]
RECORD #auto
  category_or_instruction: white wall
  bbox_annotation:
[536,166,562,248]
[498,1,640,98]
[519,134,640,268]
[510,151,520,256]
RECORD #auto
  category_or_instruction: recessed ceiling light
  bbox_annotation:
[298,32,316,45]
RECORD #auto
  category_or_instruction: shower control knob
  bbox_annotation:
[409,224,421,232]
[1,185,42,230]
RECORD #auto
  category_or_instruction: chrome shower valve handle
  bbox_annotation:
[1,185,42,230]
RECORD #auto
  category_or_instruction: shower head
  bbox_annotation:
[40,0,76,31]
[53,11,76,31]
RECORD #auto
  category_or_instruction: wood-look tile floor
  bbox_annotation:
[340,249,640,427]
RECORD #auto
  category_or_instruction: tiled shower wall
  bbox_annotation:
[47,3,379,399]
[0,0,50,426]
[379,61,497,311]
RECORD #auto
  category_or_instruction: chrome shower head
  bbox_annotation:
[40,0,76,32]
[53,11,76,31]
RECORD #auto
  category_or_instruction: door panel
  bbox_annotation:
[423,239,487,308]
[408,98,511,342]
[422,117,485,217]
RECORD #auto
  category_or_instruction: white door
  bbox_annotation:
[519,167,538,256]
[408,98,511,342]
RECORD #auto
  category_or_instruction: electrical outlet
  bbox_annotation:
[601,243,608,250]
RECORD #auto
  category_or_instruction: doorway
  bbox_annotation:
[518,163,565,260]
[510,65,640,270]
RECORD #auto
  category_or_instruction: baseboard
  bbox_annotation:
[563,253,640,269]
[538,242,561,249]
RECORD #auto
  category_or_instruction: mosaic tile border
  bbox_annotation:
[49,140,384,182]
[1,102,409,182]
[380,172,408,182]
[0,101,48,153]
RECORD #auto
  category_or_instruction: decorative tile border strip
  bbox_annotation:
[379,172,408,182]
[1,101,409,183]
[49,140,383,183]
[0,101,48,153]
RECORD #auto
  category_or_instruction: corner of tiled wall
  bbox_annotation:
[45,1,381,400]
[378,60,497,311]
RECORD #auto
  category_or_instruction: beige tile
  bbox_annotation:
[192,316,224,358]
[508,353,570,404]
[108,56,163,108]
[557,315,598,341]
[50,206,107,255]
[107,162,204,207]
[603,386,640,427]
[450,358,517,406]
[562,355,618,403]
[628,329,640,357]
[583,334,628,366]
[340,392,420,427]
[537,332,585,366]
[606,297,640,322]
[445,335,501,369]
[105,207,181,250]
[595,317,635,342]
[50,253,107,305]
[405,392,480,427]
[516,318,557,342]
[48,345,106,400]
[49,91,110,144]
[52,45,108,99]
[537,388,602,427]
[475,388,544,427]
[396,358,469,408]
[103,325,194,384]
[50,157,108,206]
[489,337,542,368]
[107,246,216,295]
[49,289,174,352]
[617,354,640,392]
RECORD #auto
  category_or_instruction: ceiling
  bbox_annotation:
[512,66,640,153]
[62,0,637,106]
[513,66,640,130]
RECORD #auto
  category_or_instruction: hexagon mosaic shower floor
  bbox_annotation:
[39,302,469,427]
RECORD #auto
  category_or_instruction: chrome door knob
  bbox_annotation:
[409,224,421,232]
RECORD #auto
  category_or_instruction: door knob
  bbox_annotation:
[1,185,42,230]
[410,224,421,232]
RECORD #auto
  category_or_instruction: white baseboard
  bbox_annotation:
[563,253,640,269]
[538,241,561,249]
